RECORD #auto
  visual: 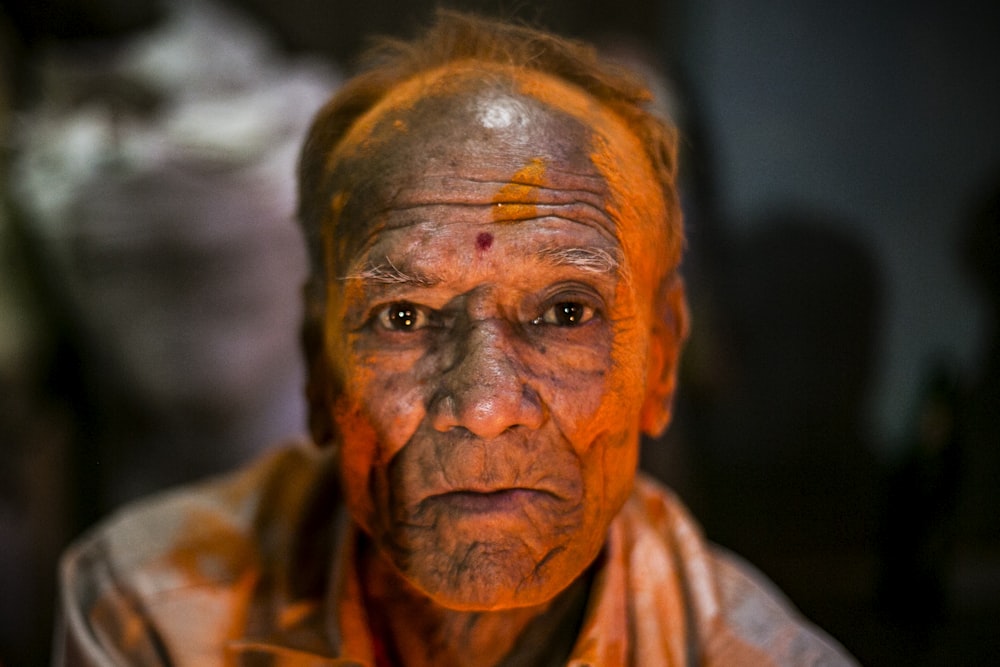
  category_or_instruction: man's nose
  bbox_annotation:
[430,320,545,438]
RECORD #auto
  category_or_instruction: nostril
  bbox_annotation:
[429,376,544,437]
[430,394,459,432]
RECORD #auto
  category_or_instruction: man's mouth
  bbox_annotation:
[426,488,555,514]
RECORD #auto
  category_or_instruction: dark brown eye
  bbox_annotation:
[534,302,594,327]
[377,302,428,331]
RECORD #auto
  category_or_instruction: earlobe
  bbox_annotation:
[640,273,690,437]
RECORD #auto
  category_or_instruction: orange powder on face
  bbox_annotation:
[588,131,669,293]
[492,156,547,223]
[515,70,677,444]
[511,69,675,282]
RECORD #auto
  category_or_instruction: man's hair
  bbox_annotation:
[297,10,683,447]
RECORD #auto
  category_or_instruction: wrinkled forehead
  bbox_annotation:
[321,63,665,275]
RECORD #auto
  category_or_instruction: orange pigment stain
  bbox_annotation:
[166,513,251,585]
[492,157,547,222]
[589,131,670,290]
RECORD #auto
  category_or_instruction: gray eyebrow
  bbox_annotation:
[342,257,437,286]
[342,246,622,286]
[536,245,621,275]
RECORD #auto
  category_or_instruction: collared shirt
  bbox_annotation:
[55,443,856,666]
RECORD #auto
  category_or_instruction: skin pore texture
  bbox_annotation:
[320,62,686,666]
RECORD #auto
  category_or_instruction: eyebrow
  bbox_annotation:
[537,245,621,275]
[344,256,436,286]
[343,245,622,287]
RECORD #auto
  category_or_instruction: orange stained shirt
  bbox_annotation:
[55,443,856,666]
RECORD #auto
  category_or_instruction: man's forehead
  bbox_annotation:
[327,63,611,189]
[320,62,667,285]
[330,61,610,166]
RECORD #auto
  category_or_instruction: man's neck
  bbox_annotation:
[358,540,591,667]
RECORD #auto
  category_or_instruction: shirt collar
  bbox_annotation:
[567,517,630,667]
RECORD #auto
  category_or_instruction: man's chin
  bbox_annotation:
[394,540,580,611]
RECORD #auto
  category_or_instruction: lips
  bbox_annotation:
[384,429,586,525]
[424,488,558,514]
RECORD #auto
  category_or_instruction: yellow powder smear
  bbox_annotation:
[492,156,547,222]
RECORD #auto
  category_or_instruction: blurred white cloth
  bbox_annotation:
[9,0,340,502]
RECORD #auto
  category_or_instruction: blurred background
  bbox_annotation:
[0,0,997,664]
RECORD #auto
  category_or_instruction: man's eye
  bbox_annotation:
[533,302,594,327]
[376,302,429,331]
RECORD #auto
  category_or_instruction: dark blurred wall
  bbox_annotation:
[682,0,1000,449]
[229,0,676,64]
[677,0,1000,663]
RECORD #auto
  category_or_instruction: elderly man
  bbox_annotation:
[56,12,855,666]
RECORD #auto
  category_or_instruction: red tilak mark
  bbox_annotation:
[475,232,494,253]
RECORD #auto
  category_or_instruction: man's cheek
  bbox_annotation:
[594,324,649,423]
[539,362,615,450]
[333,399,381,531]
[364,372,428,461]
[335,369,427,525]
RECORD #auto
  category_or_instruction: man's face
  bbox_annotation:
[322,65,675,610]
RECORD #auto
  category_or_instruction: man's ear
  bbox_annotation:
[640,273,690,437]
[302,299,338,449]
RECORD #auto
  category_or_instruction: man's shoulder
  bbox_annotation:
[62,441,336,600]
[56,442,341,664]
[706,548,858,666]
[620,474,858,666]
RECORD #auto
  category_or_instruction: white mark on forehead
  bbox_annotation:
[477,95,529,130]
